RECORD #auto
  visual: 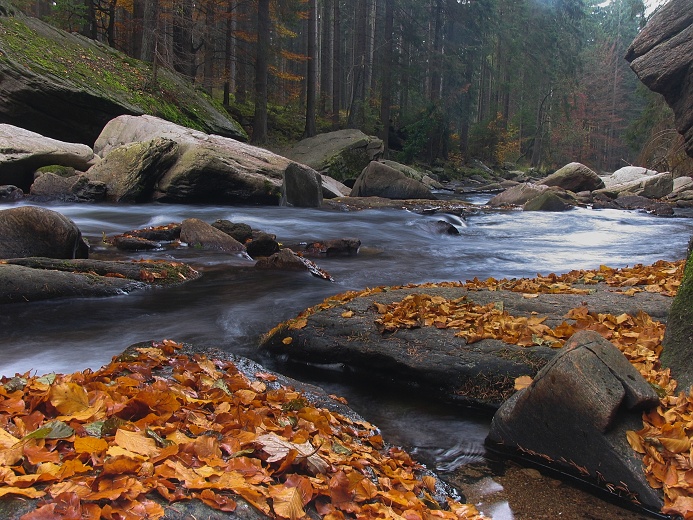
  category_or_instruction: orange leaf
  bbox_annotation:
[74,436,108,454]
[114,429,159,458]
[270,484,306,519]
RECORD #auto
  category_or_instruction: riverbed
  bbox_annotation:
[1,199,691,518]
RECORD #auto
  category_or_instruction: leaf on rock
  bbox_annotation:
[257,433,328,475]
[514,376,533,391]
[270,484,306,519]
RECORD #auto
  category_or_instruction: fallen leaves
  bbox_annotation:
[0,340,483,520]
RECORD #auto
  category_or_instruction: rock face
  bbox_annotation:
[281,162,323,207]
[487,330,663,510]
[488,183,550,207]
[350,161,433,200]
[0,2,245,145]
[662,248,693,391]
[89,115,322,206]
[278,129,384,181]
[0,125,97,190]
[30,172,106,202]
[522,190,572,212]
[540,162,604,192]
[0,206,89,259]
[626,0,693,160]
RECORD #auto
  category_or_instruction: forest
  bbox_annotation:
[12,0,688,174]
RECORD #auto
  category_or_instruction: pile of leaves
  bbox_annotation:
[0,341,483,520]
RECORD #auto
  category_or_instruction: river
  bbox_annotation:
[2,198,692,518]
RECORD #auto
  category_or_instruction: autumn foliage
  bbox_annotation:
[0,340,483,520]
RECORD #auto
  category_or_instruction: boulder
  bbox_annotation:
[487,330,663,511]
[211,220,253,243]
[522,191,572,212]
[29,172,107,202]
[85,137,178,202]
[488,183,550,207]
[180,218,247,253]
[92,115,322,205]
[626,0,693,159]
[320,174,351,199]
[350,161,433,200]
[280,162,323,207]
[0,185,23,201]
[0,206,89,259]
[0,5,245,145]
[597,167,673,199]
[278,129,384,181]
[539,162,604,192]
[303,238,361,257]
[255,248,334,280]
[246,232,280,258]
[0,125,97,190]
[379,159,444,189]
[662,247,693,391]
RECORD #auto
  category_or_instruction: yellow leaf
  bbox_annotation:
[282,337,293,345]
[114,429,159,458]
[50,383,102,421]
[514,375,533,391]
[659,437,691,454]
[0,486,46,499]
[522,293,539,299]
[74,436,108,454]
[341,311,354,318]
[270,485,306,520]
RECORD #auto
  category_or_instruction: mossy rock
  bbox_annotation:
[662,246,693,390]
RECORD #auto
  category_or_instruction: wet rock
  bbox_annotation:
[303,238,362,257]
[0,258,199,303]
[280,162,323,207]
[320,174,351,199]
[350,161,433,200]
[598,167,674,199]
[180,218,246,253]
[0,206,89,259]
[488,183,550,207]
[124,224,181,242]
[211,220,253,243]
[0,185,23,201]
[0,125,97,191]
[112,236,162,251]
[487,330,663,511]
[30,172,106,202]
[255,248,333,280]
[523,191,572,212]
[539,162,604,192]
[246,232,280,258]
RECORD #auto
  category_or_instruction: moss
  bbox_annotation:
[326,148,370,181]
[35,165,76,177]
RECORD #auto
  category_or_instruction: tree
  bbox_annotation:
[252,0,270,144]
[303,0,317,137]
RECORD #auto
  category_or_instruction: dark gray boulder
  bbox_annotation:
[280,162,323,207]
[246,232,280,258]
[0,185,23,201]
[211,220,253,243]
[540,162,604,192]
[180,218,247,253]
[487,330,662,511]
[30,172,106,202]
[350,161,433,200]
[626,0,693,160]
[523,191,573,212]
[0,206,88,259]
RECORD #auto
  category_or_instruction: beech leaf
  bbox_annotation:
[257,433,329,475]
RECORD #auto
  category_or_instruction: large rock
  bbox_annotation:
[488,182,550,207]
[350,161,433,200]
[180,218,247,253]
[0,3,245,145]
[0,206,89,259]
[662,247,693,391]
[85,137,178,202]
[278,129,384,181]
[598,167,673,199]
[92,115,322,205]
[626,0,693,160]
[539,162,604,192]
[379,159,444,190]
[0,125,97,190]
[30,172,107,202]
[522,190,572,212]
[487,330,663,511]
[280,162,323,207]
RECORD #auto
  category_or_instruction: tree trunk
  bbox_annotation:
[252,0,270,144]
[172,0,196,80]
[347,0,367,129]
[379,0,393,156]
[203,0,216,95]
[332,0,341,130]
[140,0,158,62]
[319,0,333,117]
[223,0,236,105]
[304,0,318,137]
[235,0,248,104]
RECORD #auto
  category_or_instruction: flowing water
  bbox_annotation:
[2,198,693,517]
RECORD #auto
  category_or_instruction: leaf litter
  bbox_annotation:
[269,259,693,517]
[0,340,483,520]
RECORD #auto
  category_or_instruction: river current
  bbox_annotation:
[2,198,692,517]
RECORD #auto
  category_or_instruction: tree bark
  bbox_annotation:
[304,0,318,137]
[332,0,341,130]
[319,0,333,117]
[223,0,236,105]
[140,0,158,62]
[347,0,368,129]
[379,0,393,156]
[252,0,270,144]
